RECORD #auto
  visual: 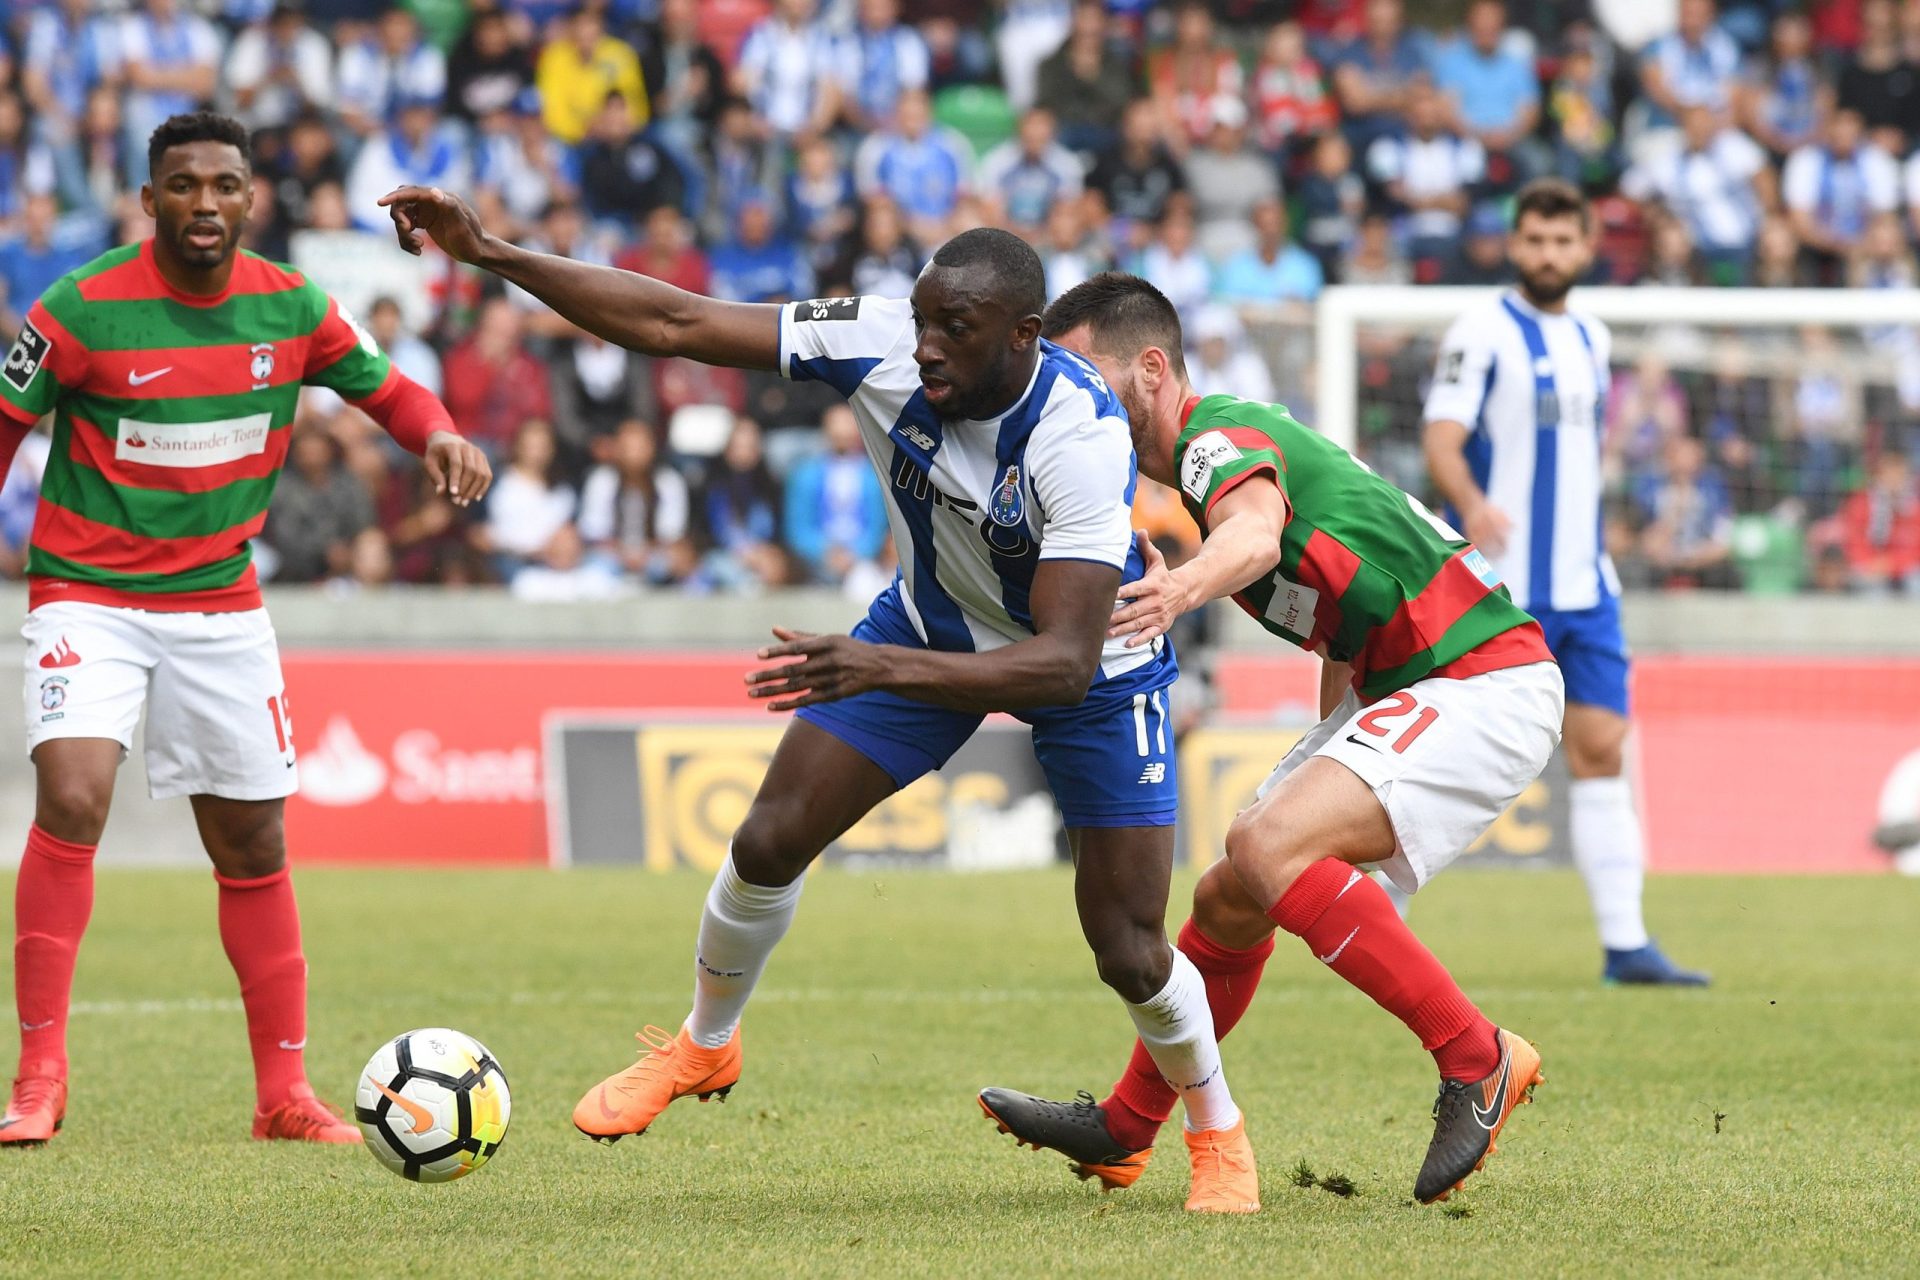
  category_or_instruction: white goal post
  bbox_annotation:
[1311,285,1920,453]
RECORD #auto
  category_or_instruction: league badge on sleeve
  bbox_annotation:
[3,320,49,392]
[990,464,1024,527]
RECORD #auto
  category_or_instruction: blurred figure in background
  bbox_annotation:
[481,418,579,584]
[441,298,555,463]
[579,418,697,585]
[782,404,887,588]
[698,414,790,591]
[264,427,377,584]
[1839,452,1920,595]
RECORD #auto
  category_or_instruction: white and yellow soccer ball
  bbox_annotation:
[354,1028,510,1183]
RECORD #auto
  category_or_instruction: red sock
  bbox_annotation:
[13,825,96,1078]
[1102,918,1275,1150]
[1268,859,1499,1081]
[215,868,310,1111]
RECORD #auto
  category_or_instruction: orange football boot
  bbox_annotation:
[0,1072,66,1146]
[254,1082,363,1143]
[1183,1115,1260,1213]
[573,1024,740,1144]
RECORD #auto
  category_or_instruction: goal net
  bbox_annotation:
[1228,286,1920,597]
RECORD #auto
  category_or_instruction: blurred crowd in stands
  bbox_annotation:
[0,0,1917,596]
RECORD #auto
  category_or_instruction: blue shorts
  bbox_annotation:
[1533,595,1630,716]
[797,584,1180,828]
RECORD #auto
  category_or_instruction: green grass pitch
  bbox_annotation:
[1,866,1915,1277]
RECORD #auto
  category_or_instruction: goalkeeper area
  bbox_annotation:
[1,865,1914,1278]
[1290,284,1920,596]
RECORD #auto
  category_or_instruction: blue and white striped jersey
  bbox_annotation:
[1422,289,1616,615]
[779,295,1156,680]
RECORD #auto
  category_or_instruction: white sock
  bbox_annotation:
[1126,950,1238,1134]
[1569,776,1651,951]
[685,852,805,1049]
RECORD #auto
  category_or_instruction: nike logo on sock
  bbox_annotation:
[19,1019,53,1032]
[1316,926,1360,964]
[278,1037,307,1051]
[1334,869,1364,900]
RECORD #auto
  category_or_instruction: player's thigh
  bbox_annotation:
[22,604,153,832]
[1227,756,1395,908]
[145,609,297,803]
[1309,661,1565,894]
[730,715,953,883]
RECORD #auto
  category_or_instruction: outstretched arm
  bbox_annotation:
[745,559,1123,714]
[379,185,781,371]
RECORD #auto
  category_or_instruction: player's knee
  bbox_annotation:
[1092,930,1172,1005]
[1564,733,1625,778]
[1223,808,1316,905]
[1191,860,1276,949]
[728,804,817,885]
[210,814,287,880]
[34,774,112,845]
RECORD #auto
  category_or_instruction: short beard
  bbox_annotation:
[1519,266,1573,306]
[1118,377,1155,461]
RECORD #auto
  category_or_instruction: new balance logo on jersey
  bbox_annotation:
[792,297,861,323]
[898,423,937,452]
[1138,762,1166,785]
[3,320,48,392]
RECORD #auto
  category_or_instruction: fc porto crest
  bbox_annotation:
[990,464,1024,527]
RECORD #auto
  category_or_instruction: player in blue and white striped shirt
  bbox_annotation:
[1423,179,1709,987]
[380,188,1255,1204]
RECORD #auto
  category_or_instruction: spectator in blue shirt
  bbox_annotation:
[835,0,932,133]
[976,107,1084,236]
[1331,0,1431,154]
[0,194,109,332]
[852,87,973,247]
[1741,9,1823,160]
[1640,0,1743,131]
[1213,197,1325,309]
[21,0,119,141]
[1431,0,1542,187]
[344,94,472,232]
[786,135,857,276]
[710,196,815,304]
[783,403,888,586]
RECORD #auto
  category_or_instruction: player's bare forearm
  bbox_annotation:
[1174,481,1287,605]
[475,240,780,369]
[748,561,1120,713]
[1424,418,1485,515]
[381,185,780,370]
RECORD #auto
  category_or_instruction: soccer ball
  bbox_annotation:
[354,1028,511,1183]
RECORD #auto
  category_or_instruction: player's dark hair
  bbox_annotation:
[148,111,252,180]
[1040,272,1188,379]
[1513,177,1589,232]
[930,227,1048,321]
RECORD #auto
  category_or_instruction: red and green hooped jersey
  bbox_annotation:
[1174,394,1549,699]
[0,241,396,612]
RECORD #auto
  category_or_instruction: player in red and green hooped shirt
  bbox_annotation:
[0,113,490,1146]
[976,274,1565,1207]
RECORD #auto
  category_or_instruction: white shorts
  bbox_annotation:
[1256,661,1565,893]
[23,601,298,802]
